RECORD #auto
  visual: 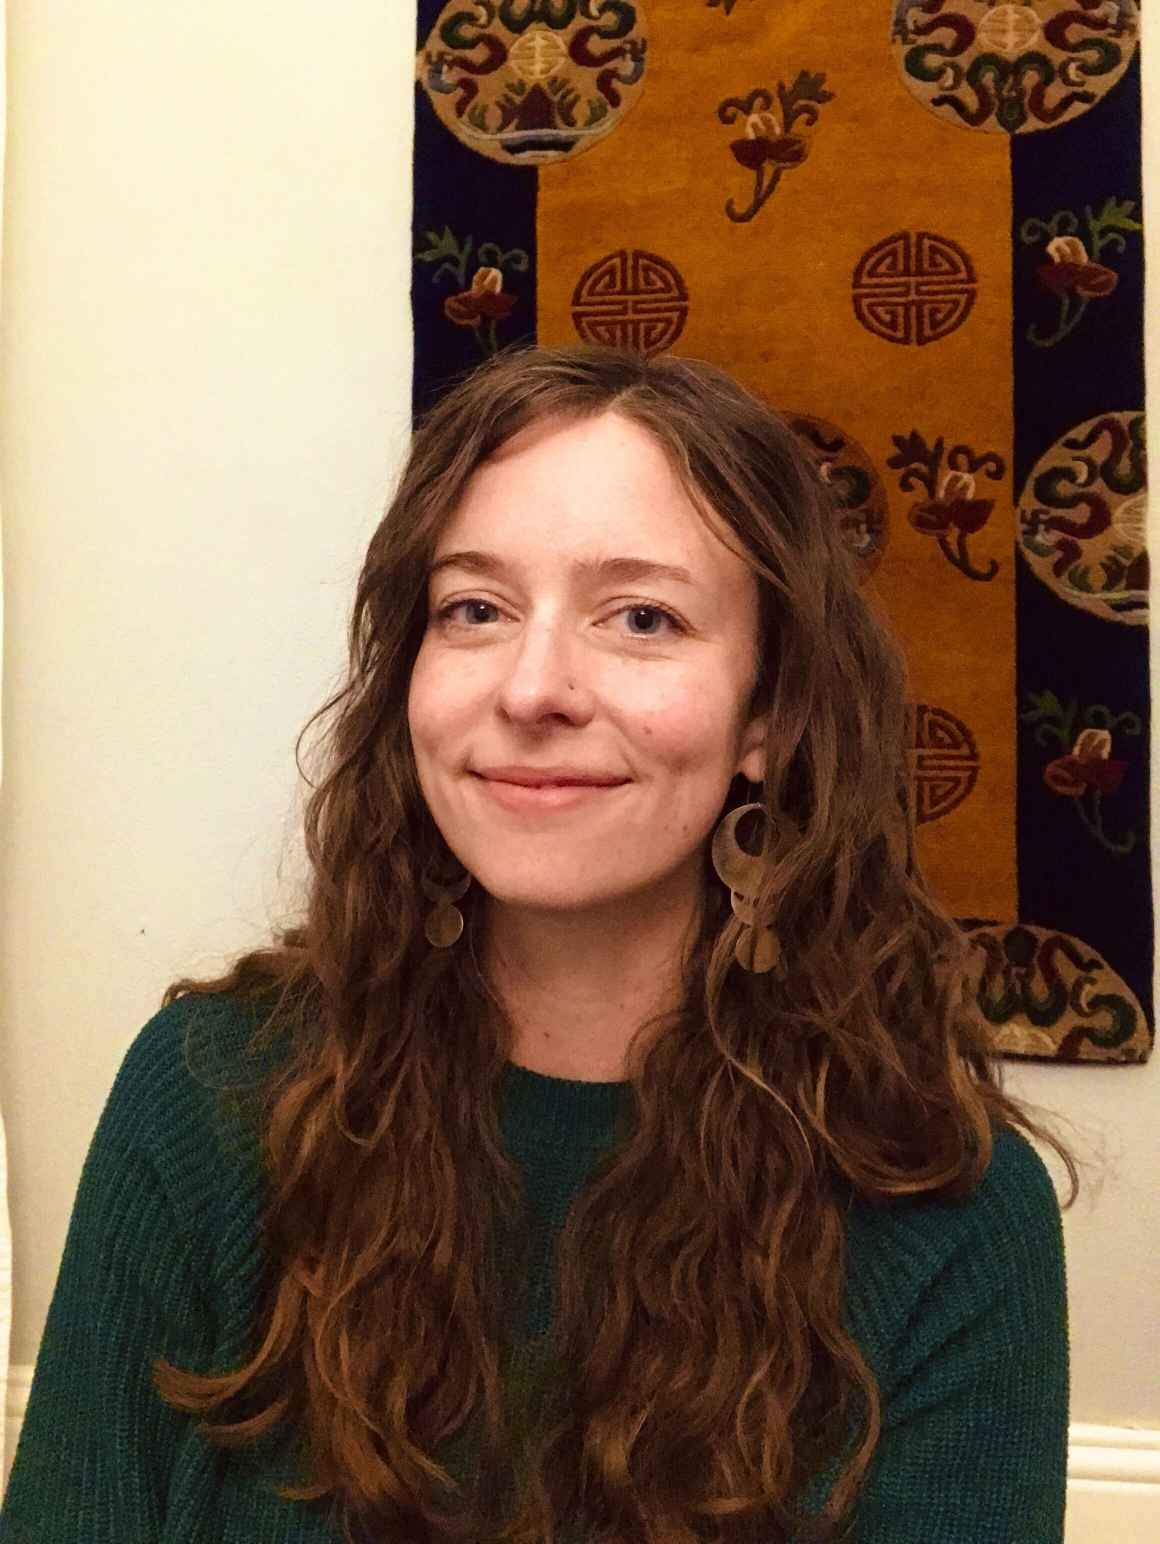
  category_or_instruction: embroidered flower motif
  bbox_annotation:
[718,72,833,223]
[1044,728,1127,798]
[886,429,1003,582]
[1035,235,1118,299]
[729,110,808,170]
[444,266,518,328]
[910,470,994,537]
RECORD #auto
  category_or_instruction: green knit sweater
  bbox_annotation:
[0,991,1070,1541]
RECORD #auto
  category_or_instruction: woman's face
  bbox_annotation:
[407,410,768,916]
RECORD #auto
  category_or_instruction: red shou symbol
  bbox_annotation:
[571,249,690,356]
[852,230,978,346]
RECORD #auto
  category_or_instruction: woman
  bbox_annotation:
[1,343,1080,1543]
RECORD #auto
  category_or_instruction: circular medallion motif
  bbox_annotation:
[570,249,689,354]
[962,920,1150,1061]
[852,231,978,346]
[785,413,889,579]
[416,0,649,167]
[1017,410,1148,624]
[891,0,1140,135]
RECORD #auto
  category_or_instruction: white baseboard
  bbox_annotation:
[1063,1424,1160,1541]
[3,1367,1157,1538]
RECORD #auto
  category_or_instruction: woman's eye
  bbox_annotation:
[436,599,499,626]
[433,599,684,638]
[620,604,682,637]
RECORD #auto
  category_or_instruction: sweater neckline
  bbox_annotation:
[501,1057,631,1122]
[503,1058,628,1089]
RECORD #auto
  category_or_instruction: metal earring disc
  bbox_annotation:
[735,925,781,974]
[420,853,471,949]
[711,799,786,975]
[711,801,771,893]
[425,905,464,948]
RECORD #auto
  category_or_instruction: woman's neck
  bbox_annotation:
[481,878,704,1082]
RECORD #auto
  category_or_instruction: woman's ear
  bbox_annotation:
[736,712,768,786]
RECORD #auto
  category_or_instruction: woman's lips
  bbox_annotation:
[472,773,629,812]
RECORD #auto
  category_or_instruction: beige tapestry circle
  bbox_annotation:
[964,920,1150,1062]
[571,249,689,355]
[416,0,649,167]
[785,413,889,580]
[852,230,978,346]
[891,0,1140,135]
[1017,410,1148,625]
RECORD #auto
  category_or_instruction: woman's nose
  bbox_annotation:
[495,616,590,722]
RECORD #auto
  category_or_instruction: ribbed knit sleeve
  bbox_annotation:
[0,1013,218,1542]
[835,1127,1071,1542]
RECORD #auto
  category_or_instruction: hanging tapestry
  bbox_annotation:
[411,0,1151,1065]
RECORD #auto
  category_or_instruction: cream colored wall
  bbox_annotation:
[0,0,1156,1525]
[0,0,415,1369]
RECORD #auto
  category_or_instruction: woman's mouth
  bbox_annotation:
[471,772,629,813]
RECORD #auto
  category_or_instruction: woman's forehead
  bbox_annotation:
[439,416,752,588]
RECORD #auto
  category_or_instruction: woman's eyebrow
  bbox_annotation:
[428,550,697,588]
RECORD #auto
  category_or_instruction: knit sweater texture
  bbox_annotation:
[0,990,1070,1541]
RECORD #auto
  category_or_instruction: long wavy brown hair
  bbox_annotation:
[151,341,1083,1544]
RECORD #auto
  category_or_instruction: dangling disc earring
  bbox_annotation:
[421,858,472,948]
[710,793,783,974]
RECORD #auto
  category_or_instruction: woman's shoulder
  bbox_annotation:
[110,987,287,1125]
[921,1122,1062,1246]
[842,1123,1067,1380]
[95,987,291,1229]
[846,1121,1062,1239]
